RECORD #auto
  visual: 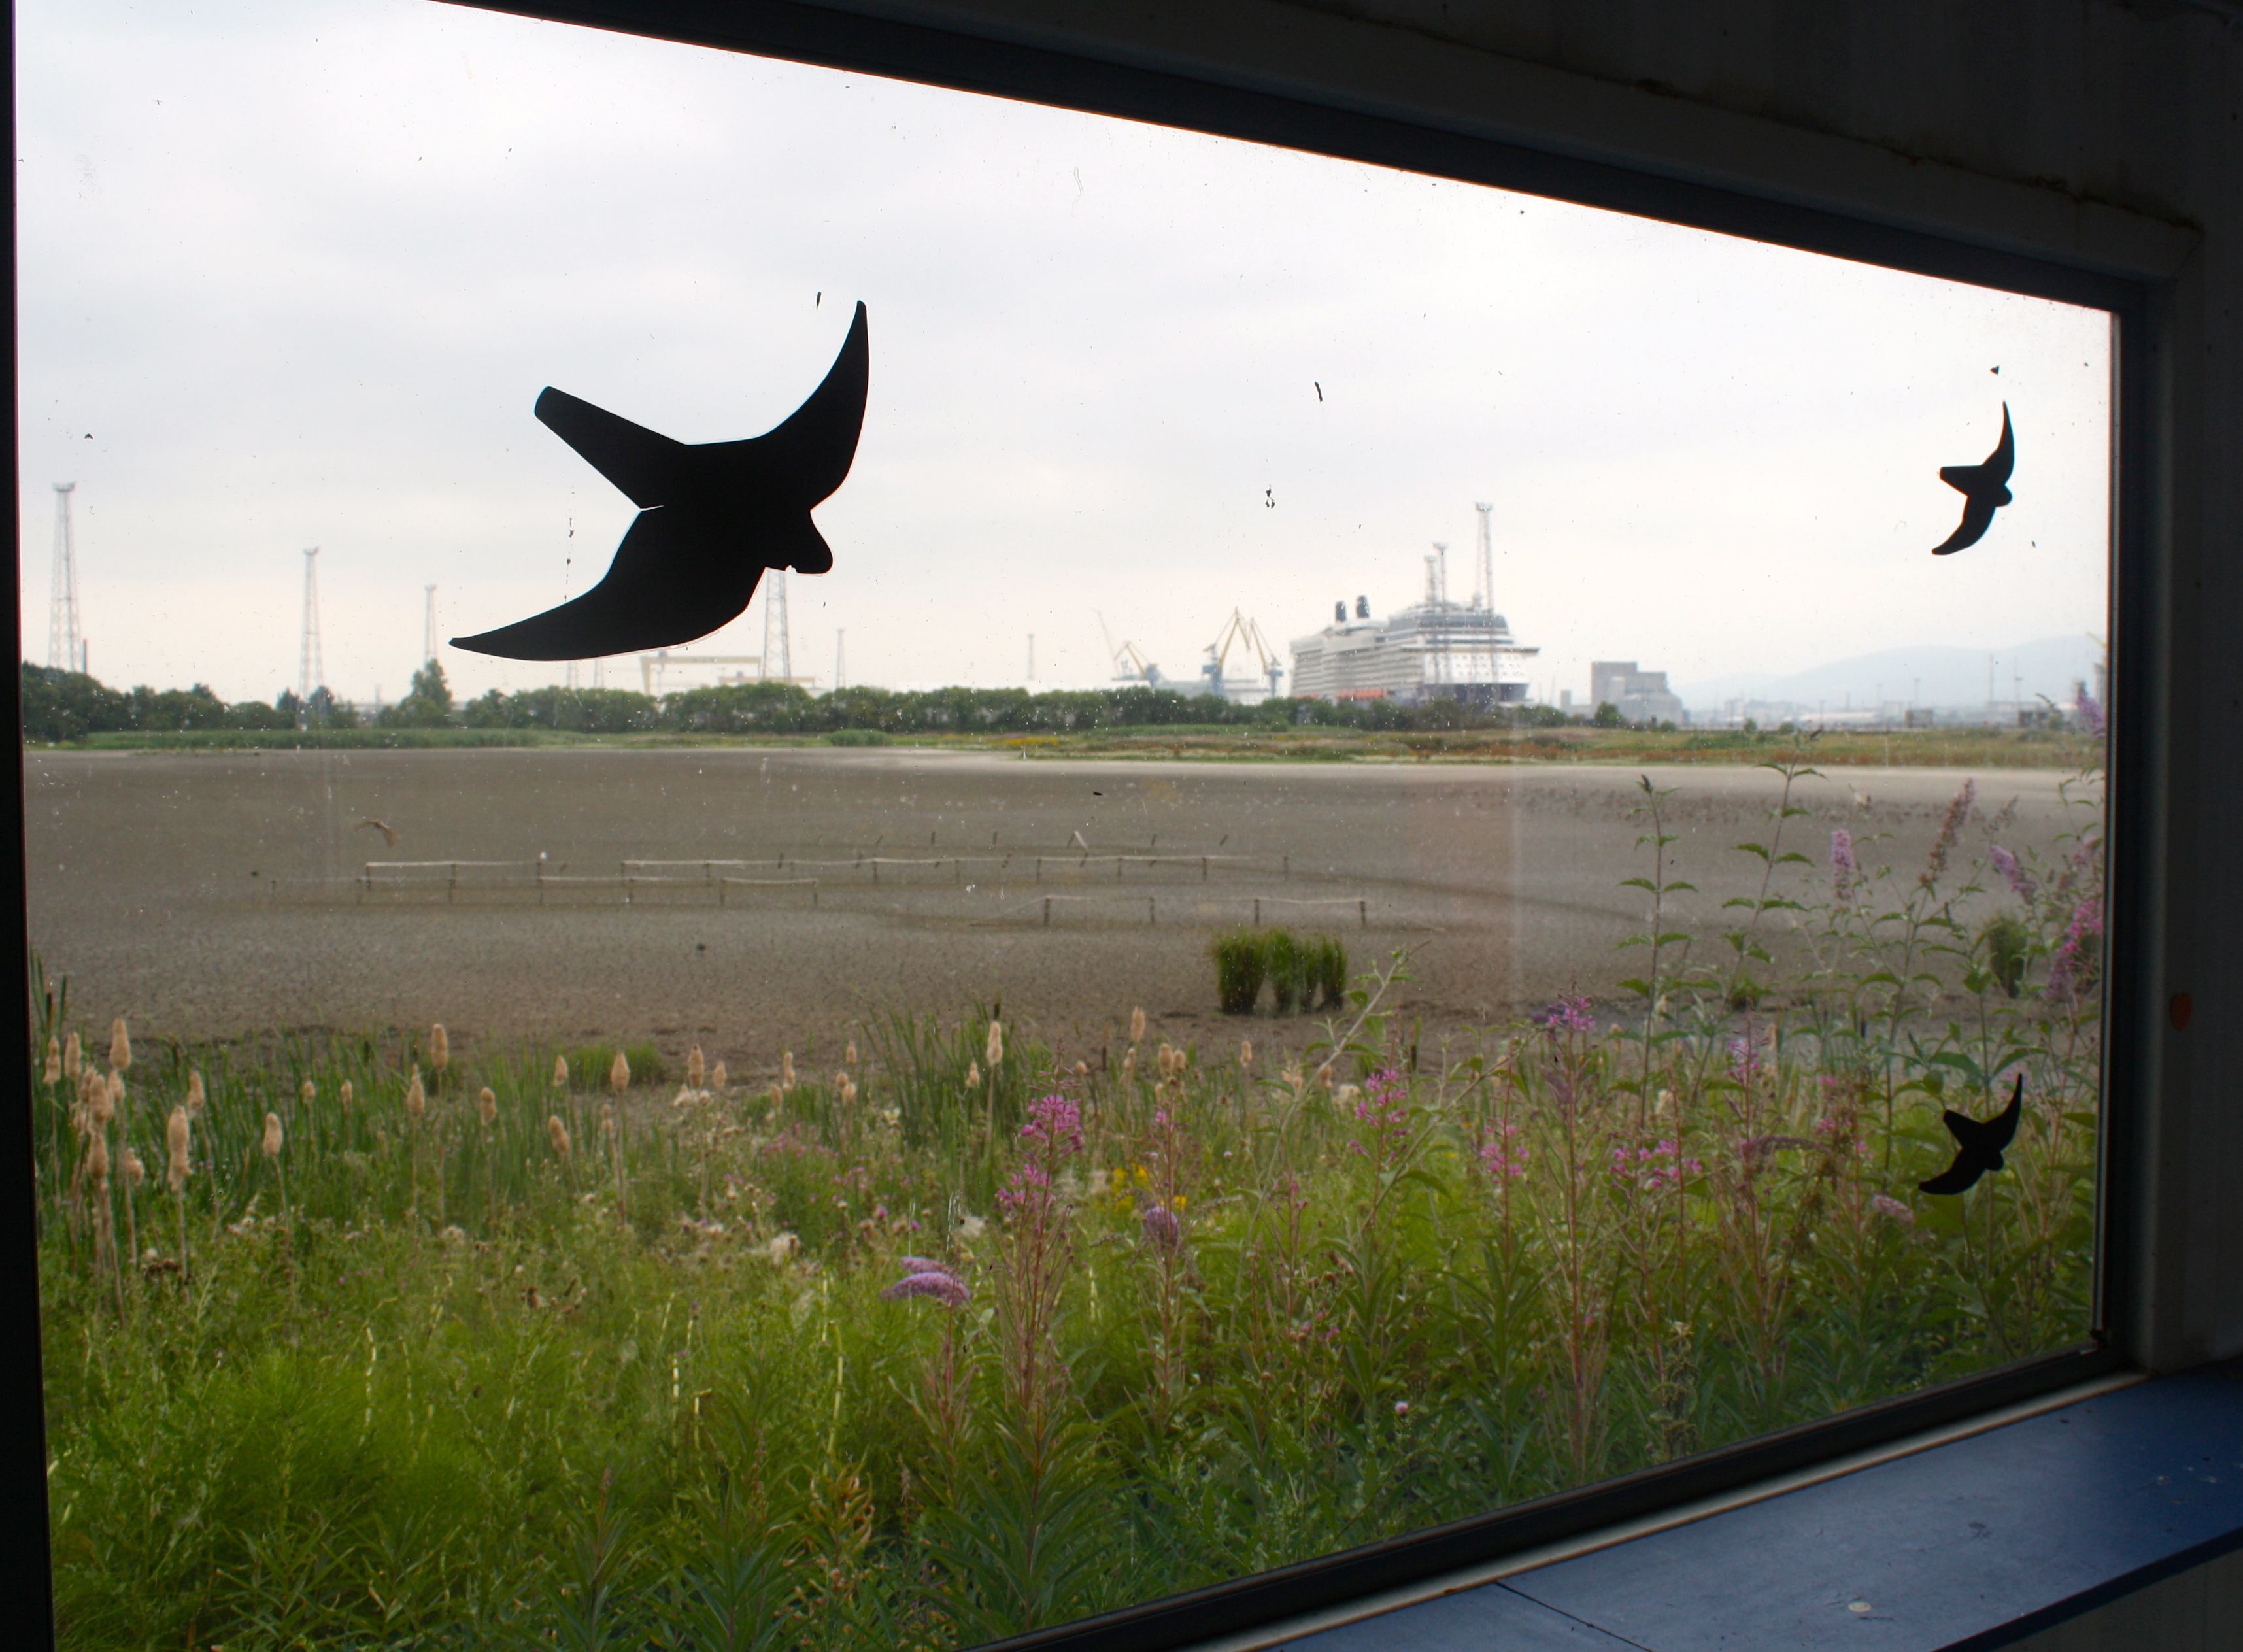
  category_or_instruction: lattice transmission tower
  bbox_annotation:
[298,547,324,709]
[763,570,792,681]
[48,483,81,673]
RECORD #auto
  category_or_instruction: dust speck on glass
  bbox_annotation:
[18,2,2110,1645]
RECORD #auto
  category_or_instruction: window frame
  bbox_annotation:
[0,3,2167,1647]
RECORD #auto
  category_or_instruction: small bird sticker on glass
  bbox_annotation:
[1919,1072,2024,1195]
[1929,402,2015,556]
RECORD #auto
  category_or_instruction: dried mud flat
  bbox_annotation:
[23,747,2089,1072]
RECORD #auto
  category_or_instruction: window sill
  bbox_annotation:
[1224,1363,2243,1651]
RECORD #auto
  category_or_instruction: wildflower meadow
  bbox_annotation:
[33,749,2105,1651]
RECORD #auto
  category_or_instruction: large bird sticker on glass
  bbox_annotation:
[453,301,868,660]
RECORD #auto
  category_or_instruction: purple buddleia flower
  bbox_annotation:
[1140,1205,1182,1251]
[1989,844,2036,902]
[2075,684,2106,737]
[1921,779,1976,888]
[1830,829,1858,901]
[2048,896,2104,1002]
[882,1270,970,1307]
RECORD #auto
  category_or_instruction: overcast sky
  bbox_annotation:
[16,0,2112,708]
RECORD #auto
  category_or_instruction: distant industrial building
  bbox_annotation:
[1290,531,1540,707]
[1590,661,1687,725]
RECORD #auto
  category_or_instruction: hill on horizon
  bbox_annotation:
[1676,635,2102,714]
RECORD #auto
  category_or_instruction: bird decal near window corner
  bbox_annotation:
[452,301,869,661]
[1917,1071,2025,1196]
[1929,401,2014,556]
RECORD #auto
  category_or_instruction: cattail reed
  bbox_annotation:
[42,1037,59,1085]
[1240,1039,1254,1070]
[122,1149,144,1262]
[86,1127,117,1304]
[987,1020,1005,1067]
[1130,1007,1147,1045]
[782,1051,796,1090]
[686,1046,706,1089]
[109,1017,131,1074]
[966,1060,981,1088]
[608,1051,630,1093]
[710,1061,727,1093]
[1122,1048,1137,1081]
[185,1069,206,1116]
[845,1040,858,1068]
[477,1087,498,1126]
[339,1079,354,1111]
[300,1079,316,1107]
[87,1070,115,1129]
[62,1030,82,1083]
[263,1112,283,1156]
[601,1101,627,1221]
[405,1067,427,1121]
[124,1149,144,1188]
[430,1023,450,1077]
[552,1054,569,1089]
[167,1105,191,1276]
[547,1115,572,1158]
[837,1075,858,1109]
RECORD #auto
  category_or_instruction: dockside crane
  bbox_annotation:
[1201,609,1285,701]
[1096,610,1165,688]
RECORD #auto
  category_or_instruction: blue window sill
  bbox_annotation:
[1267,1363,2243,1651]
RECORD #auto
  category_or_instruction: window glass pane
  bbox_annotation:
[20,3,2110,1645]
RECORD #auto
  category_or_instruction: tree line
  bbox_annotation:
[20,659,1583,743]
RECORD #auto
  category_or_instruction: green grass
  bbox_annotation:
[33,763,2106,1651]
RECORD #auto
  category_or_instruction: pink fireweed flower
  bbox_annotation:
[1346,1066,1412,1168]
[1830,828,1858,901]
[1140,1204,1182,1251]
[898,1256,960,1281]
[882,1270,970,1307]
[1870,1193,1917,1226]
[1478,1121,1530,1181]
[1608,1138,1699,1193]
[2076,684,2106,737]
[1989,844,2037,902]
[1539,994,1595,1038]
[1727,1035,1769,1084]
[1019,1093,1083,1155]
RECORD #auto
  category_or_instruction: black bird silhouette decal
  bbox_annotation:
[1929,402,2014,556]
[1918,1072,2025,1195]
[453,302,869,660]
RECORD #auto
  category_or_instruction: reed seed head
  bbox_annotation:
[608,1050,630,1092]
[710,1061,726,1093]
[1073,1060,1089,1078]
[109,1017,131,1073]
[339,1079,354,1109]
[261,1111,283,1158]
[686,1045,705,1088]
[87,1129,109,1187]
[767,1081,783,1107]
[1240,1039,1254,1068]
[430,1023,450,1073]
[1158,1041,1177,1079]
[781,1051,796,1090]
[547,1115,572,1157]
[166,1107,190,1192]
[674,1085,698,1110]
[1130,1007,1146,1045]
[62,1030,81,1082]
[838,1075,858,1108]
[986,1020,1004,1067]
[1122,1049,1137,1080]
[87,1071,116,1127]
[42,1037,59,1085]
[185,1069,206,1116]
[552,1054,569,1090]
[477,1086,498,1126]
[123,1148,145,1188]
[966,1060,980,1088]
[845,1039,858,1068]
[405,1067,427,1121]
[300,1079,316,1106]
[599,1102,616,1136]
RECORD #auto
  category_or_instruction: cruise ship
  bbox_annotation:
[1291,579,1540,708]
